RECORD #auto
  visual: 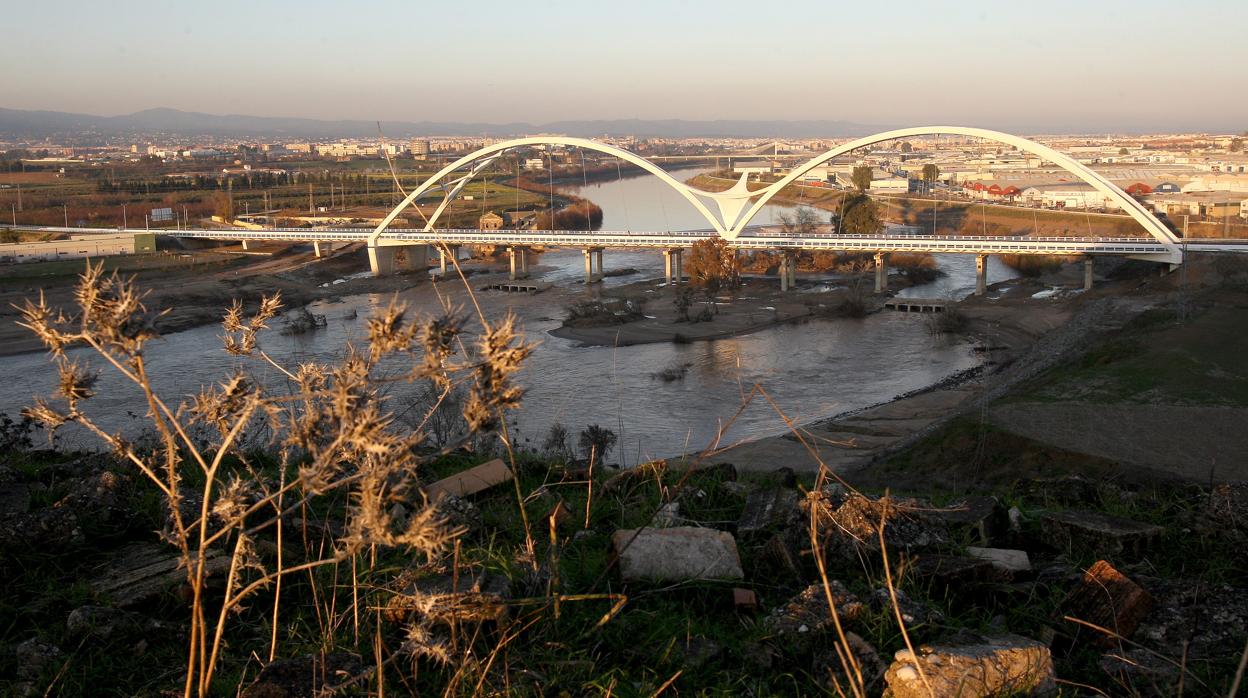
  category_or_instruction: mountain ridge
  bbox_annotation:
[0,106,887,140]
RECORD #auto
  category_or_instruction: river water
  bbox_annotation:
[0,168,1018,465]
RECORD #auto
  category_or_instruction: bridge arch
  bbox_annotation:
[369,127,1181,264]
[731,126,1180,259]
[368,136,735,246]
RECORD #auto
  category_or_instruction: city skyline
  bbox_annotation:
[2,0,1245,134]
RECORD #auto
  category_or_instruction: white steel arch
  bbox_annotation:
[370,128,1181,263]
[368,136,735,246]
[733,126,1181,258]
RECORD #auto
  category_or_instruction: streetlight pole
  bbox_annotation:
[63,204,68,228]
[122,204,127,229]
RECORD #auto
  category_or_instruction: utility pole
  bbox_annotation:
[308,182,313,213]
[16,184,21,212]
[63,203,68,228]
[122,204,127,229]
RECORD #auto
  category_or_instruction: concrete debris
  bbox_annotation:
[424,458,512,499]
[816,632,885,693]
[1040,510,1163,560]
[431,493,483,536]
[911,553,997,590]
[883,634,1056,698]
[1134,577,1248,660]
[1059,560,1154,648]
[967,546,1032,576]
[733,587,759,612]
[765,581,864,636]
[737,487,802,535]
[933,496,1008,545]
[611,527,743,582]
[92,542,231,608]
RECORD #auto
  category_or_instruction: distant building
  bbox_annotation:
[869,177,918,193]
[1148,192,1246,219]
[733,160,772,177]
[523,158,545,171]
[1018,183,1122,211]
[479,212,505,230]
[0,232,155,263]
[411,140,431,156]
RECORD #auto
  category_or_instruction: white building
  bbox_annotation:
[1018,183,1123,211]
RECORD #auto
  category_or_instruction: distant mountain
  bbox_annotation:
[0,107,885,141]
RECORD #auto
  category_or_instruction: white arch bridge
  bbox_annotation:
[28,127,1248,293]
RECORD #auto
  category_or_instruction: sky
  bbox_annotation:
[2,0,1245,133]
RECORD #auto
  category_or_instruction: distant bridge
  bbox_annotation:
[14,126,1248,293]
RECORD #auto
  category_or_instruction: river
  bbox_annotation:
[0,167,1018,465]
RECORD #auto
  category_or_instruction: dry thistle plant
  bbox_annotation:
[16,262,531,697]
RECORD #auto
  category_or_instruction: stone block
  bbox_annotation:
[424,458,511,499]
[611,526,743,582]
[967,546,1032,576]
[1040,510,1163,560]
[883,634,1056,698]
[737,488,802,535]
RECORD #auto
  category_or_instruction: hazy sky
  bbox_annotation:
[3,0,1245,132]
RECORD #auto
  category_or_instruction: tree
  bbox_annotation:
[851,165,874,192]
[921,164,940,186]
[1118,147,1129,156]
[900,141,913,153]
[1231,138,1244,153]
[840,193,883,235]
[212,191,233,222]
[779,206,820,237]
[684,237,741,291]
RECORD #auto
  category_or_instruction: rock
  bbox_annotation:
[883,634,1056,698]
[869,587,944,627]
[807,493,947,561]
[1058,560,1154,648]
[384,569,510,624]
[1008,506,1024,534]
[816,631,885,693]
[934,496,1008,546]
[241,652,363,697]
[652,501,681,528]
[967,547,1032,576]
[92,542,231,608]
[15,638,64,681]
[1024,474,1103,505]
[611,527,743,582]
[0,482,31,514]
[65,605,174,640]
[1100,648,1180,697]
[1040,509,1163,560]
[737,488,802,535]
[1197,483,1248,544]
[765,581,864,636]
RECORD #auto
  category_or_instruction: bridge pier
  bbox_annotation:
[313,241,328,258]
[438,244,461,276]
[509,246,530,280]
[779,251,798,292]
[368,244,429,277]
[975,254,988,296]
[874,252,889,293]
[399,244,430,271]
[241,239,250,251]
[663,248,684,286]
[1083,257,1094,291]
[583,247,604,284]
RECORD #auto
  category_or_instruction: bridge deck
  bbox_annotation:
[17,225,1247,257]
